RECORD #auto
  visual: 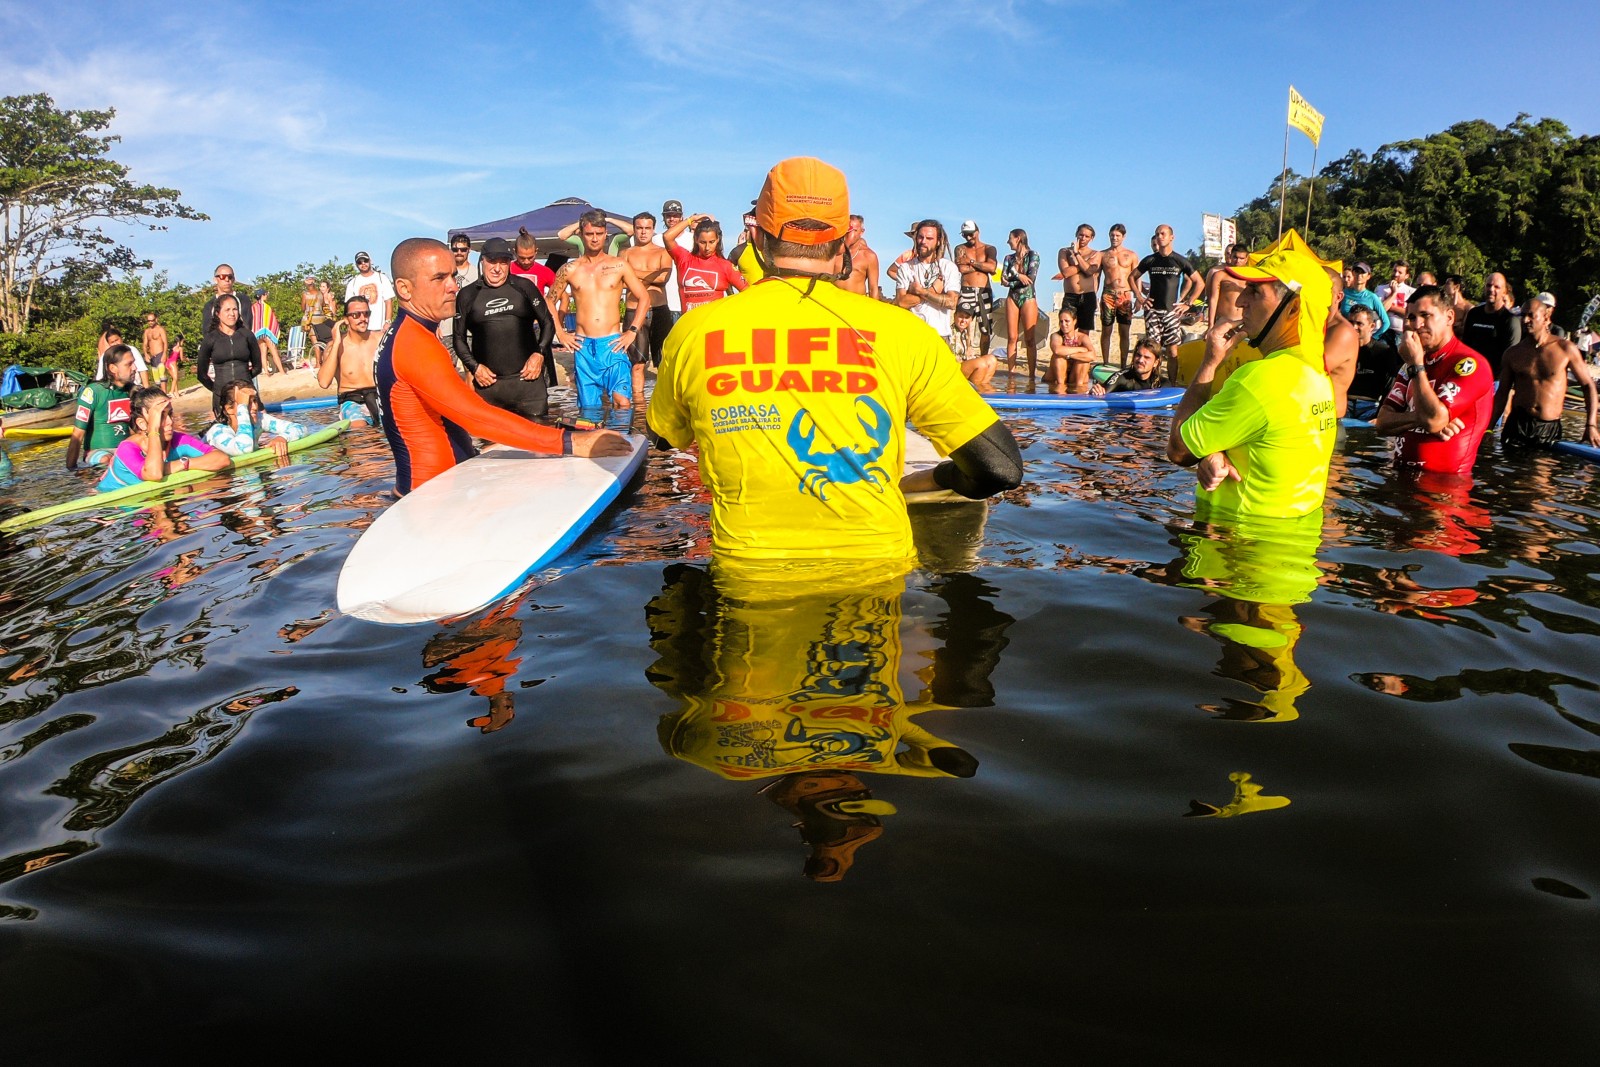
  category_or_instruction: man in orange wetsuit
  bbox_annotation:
[376,237,631,495]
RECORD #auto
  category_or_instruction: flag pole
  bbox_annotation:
[1277,122,1290,240]
[1303,144,1319,236]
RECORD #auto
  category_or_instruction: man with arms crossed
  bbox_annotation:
[1133,224,1204,382]
[953,220,998,354]
[840,214,881,299]
[452,237,557,420]
[318,296,382,427]
[621,211,676,399]
[1491,292,1600,451]
[1168,244,1337,520]
[548,210,652,413]
[895,220,962,345]
[375,238,629,496]
[1097,224,1140,367]
[1374,285,1495,476]
[1056,223,1101,348]
[648,157,1022,570]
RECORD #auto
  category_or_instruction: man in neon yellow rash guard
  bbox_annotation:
[1166,243,1337,520]
[648,156,1023,573]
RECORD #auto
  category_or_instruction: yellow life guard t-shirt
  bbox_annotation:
[736,242,766,285]
[648,276,1000,562]
[1178,347,1336,519]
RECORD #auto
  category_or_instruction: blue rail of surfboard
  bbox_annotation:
[987,386,1184,411]
[482,439,651,609]
[266,396,339,413]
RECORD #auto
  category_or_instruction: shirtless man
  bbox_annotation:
[1097,223,1140,367]
[953,220,998,354]
[1055,224,1101,346]
[840,214,881,299]
[1491,292,1600,450]
[549,209,651,412]
[142,311,169,387]
[318,295,381,426]
[1203,243,1251,327]
[1048,316,1096,395]
[620,211,675,399]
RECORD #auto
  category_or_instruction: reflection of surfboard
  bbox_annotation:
[987,386,1184,411]
[337,435,648,625]
[0,421,349,533]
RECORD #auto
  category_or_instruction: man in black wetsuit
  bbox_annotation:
[1097,339,1169,394]
[450,237,556,419]
[1461,271,1522,376]
[1131,225,1203,381]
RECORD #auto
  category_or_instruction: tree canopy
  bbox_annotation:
[0,93,205,334]
[1235,115,1600,326]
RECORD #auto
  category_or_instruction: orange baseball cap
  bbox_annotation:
[755,157,849,245]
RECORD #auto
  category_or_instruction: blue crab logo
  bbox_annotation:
[785,396,893,501]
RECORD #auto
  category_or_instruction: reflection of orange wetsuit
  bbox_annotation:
[376,308,568,495]
[422,601,523,697]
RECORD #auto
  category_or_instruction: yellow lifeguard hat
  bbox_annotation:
[1225,240,1333,364]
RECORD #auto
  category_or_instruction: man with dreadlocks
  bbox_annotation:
[647,157,1022,571]
[893,218,963,345]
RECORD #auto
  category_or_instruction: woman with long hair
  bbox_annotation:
[98,386,231,491]
[195,293,263,418]
[1002,228,1041,383]
[661,213,746,312]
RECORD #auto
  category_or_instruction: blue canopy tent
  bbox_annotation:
[449,197,632,256]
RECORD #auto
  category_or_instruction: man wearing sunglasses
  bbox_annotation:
[344,251,395,332]
[202,263,243,337]
[317,295,382,426]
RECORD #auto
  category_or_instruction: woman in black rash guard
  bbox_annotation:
[196,294,264,417]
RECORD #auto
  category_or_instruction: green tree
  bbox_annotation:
[1235,115,1600,327]
[0,93,206,334]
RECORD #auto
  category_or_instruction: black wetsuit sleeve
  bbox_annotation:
[245,332,263,378]
[930,420,1024,499]
[453,283,477,372]
[196,335,215,391]
[528,282,555,358]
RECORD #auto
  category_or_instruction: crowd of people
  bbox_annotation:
[50,156,1600,596]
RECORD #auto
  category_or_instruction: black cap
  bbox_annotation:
[662,199,684,215]
[480,237,514,260]
[354,250,371,263]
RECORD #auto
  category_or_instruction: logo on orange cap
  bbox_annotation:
[755,157,849,246]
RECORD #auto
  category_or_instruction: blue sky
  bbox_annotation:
[3,0,1597,286]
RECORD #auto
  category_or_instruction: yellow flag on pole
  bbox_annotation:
[1288,86,1324,147]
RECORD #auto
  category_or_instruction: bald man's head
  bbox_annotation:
[392,237,449,283]
[390,237,459,322]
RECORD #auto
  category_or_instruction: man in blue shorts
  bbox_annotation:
[549,210,651,414]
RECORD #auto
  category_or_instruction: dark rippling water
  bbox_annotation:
[2,402,1599,1064]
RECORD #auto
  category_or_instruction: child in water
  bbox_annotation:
[99,387,231,490]
[204,380,309,461]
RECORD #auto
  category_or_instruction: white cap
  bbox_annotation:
[959,219,978,234]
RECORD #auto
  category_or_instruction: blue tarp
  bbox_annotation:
[449,197,632,254]
[1,365,20,398]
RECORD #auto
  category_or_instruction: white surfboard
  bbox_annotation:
[337,435,648,624]
[903,429,977,505]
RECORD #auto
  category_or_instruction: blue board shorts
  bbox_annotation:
[573,334,631,410]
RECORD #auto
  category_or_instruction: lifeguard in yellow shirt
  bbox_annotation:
[1166,242,1337,521]
[647,157,1022,573]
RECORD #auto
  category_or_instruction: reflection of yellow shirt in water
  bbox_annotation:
[648,278,999,563]
[1179,348,1336,519]
[649,568,977,781]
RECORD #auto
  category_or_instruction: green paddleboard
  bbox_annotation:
[0,420,349,533]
